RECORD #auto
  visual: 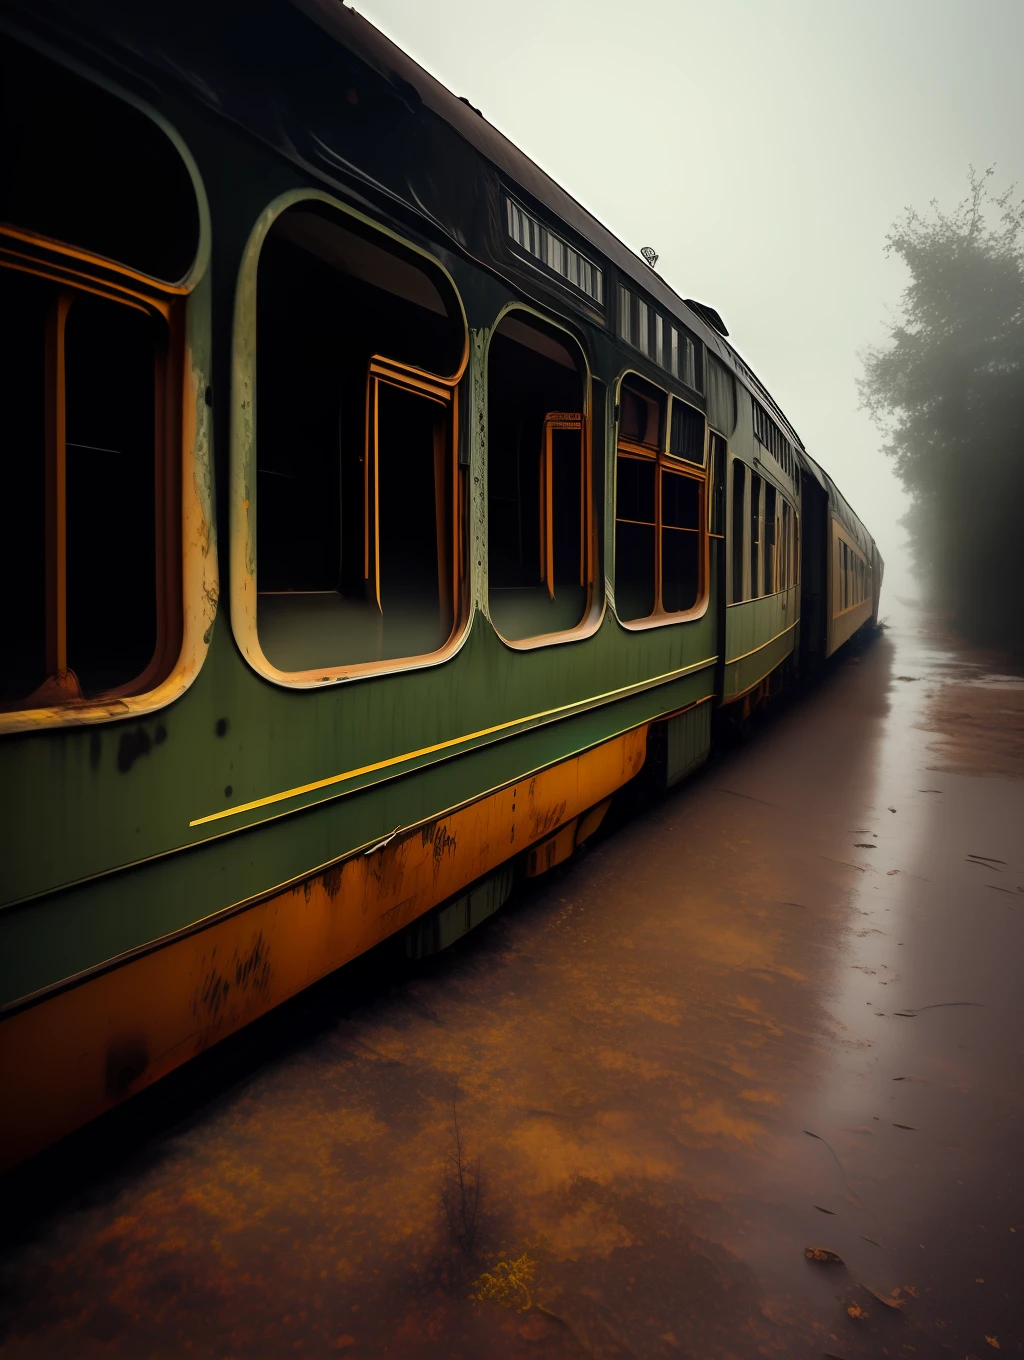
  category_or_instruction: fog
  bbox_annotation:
[355,0,1024,605]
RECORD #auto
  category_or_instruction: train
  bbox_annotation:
[0,0,882,1172]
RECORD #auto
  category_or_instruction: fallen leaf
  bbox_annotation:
[902,1284,918,1297]
[805,1246,844,1264]
[985,1337,1000,1350]
[893,1123,917,1130]
[847,1303,869,1319]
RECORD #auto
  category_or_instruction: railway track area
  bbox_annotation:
[2,602,1022,1359]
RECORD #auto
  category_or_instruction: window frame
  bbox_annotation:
[0,77,214,736]
[231,189,471,688]
[832,525,871,617]
[612,371,710,630]
[483,301,604,652]
[725,456,799,608]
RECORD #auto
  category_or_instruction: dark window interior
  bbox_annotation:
[255,205,464,670]
[616,375,705,622]
[487,314,587,641]
[763,483,776,595]
[669,399,705,465]
[619,383,662,450]
[0,35,199,281]
[731,459,745,604]
[709,435,727,536]
[0,270,168,708]
[616,375,664,621]
[65,296,158,694]
[0,271,47,703]
[660,470,701,613]
[615,456,656,622]
[749,472,762,598]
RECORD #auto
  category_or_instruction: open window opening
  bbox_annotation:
[486,313,591,642]
[749,472,763,599]
[709,434,727,538]
[731,459,746,603]
[0,35,199,281]
[0,40,194,713]
[615,376,707,623]
[763,483,777,595]
[254,204,465,671]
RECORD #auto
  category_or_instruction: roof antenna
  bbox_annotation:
[640,246,659,269]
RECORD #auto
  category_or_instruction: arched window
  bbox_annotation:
[0,36,200,712]
[486,312,593,642]
[253,204,466,671]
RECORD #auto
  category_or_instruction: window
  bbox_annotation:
[731,459,746,604]
[708,435,727,538]
[636,298,650,357]
[505,196,604,305]
[0,37,196,712]
[836,536,869,612]
[487,313,592,641]
[254,204,465,672]
[706,354,737,435]
[763,483,777,595]
[615,375,706,623]
[669,396,706,467]
[0,36,199,282]
[749,472,762,599]
[617,284,703,391]
[752,398,794,478]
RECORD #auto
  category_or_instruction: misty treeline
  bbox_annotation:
[860,168,1024,648]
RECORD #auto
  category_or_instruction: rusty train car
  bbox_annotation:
[0,0,882,1171]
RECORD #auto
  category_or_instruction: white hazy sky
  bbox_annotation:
[356,0,1024,602]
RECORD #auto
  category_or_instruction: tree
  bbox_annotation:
[860,168,1024,647]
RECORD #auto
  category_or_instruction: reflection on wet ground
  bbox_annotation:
[1,604,1023,1359]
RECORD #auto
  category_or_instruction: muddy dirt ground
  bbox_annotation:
[1,602,1022,1359]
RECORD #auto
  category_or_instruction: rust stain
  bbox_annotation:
[530,799,567,840]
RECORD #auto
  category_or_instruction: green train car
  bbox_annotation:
[0,0,882,1171]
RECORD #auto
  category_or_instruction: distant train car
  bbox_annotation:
[0,0,882,1171]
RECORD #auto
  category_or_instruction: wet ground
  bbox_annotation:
[2,602,1023,1360]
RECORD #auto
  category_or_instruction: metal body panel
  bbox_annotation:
[0,729,645,1171]
[723,586,799,700]
[665,701,712,786]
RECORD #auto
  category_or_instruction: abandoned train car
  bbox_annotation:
[0,0,882,1171]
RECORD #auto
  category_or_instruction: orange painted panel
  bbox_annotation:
[0,725,647,1171]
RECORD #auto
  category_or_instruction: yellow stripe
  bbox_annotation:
[189,655,717,828]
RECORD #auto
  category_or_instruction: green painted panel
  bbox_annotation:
[0,663,714,1007]
[1,583,719,910]
[666,703,712,786]
[723,586,798,700]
